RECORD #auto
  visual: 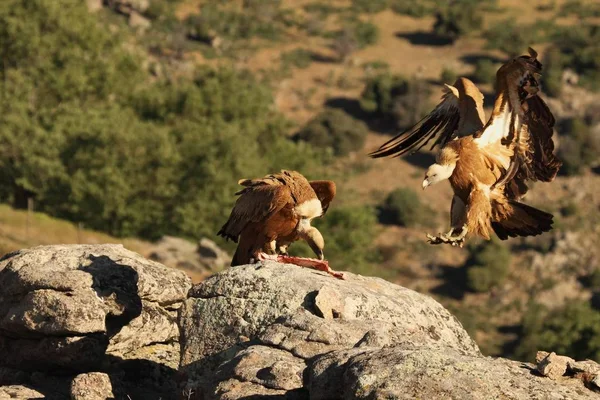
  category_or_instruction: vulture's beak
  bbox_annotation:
[422,178,430,190]
[302,226,325,260]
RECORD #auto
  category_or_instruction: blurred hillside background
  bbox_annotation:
[0,0,599,363]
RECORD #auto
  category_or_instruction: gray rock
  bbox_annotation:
[0,385,44,399]
[0,244,191,398]
[315,346,599,400]
[536,351,573,380]
[70,373,114,400]
[179,262,479,398]
[179,262,600,399]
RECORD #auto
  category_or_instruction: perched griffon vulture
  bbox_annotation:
[370,48,561,246]
[218,170,343,278]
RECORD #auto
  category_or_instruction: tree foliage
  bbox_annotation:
[433,0,495,42]
[515,301,600,362]
[0,0,330,242]
[295,109,368,156]
[379,188,434,227]
[465,240,511,292]
[558,118,600,176]
[360,73,431,128]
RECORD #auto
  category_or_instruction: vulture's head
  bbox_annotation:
[298,219,325,260]
[423,147,458,189]
[422,163,455,190]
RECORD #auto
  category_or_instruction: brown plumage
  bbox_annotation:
[370,48,560,246]
[218,170,341,277]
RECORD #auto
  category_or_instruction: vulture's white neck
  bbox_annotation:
[295,198,323,220]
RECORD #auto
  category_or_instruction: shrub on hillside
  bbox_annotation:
[353,21,380,48]
[558,118,600,176]
[551,24,600,92]
[484,19,553,57]
[514,301,600,362]
[186,3,282,43]
[281,48,313,69]
[440,67,458,84]
[295,109,368,156]
[433,0,493,42]
[465,240,511,292]
[352,0,388,14]
[390,0,433,17]
[360,73,431,128]
[542,47,564,97]
[331,22,380,62]
[379,188,434,227]
[472,59,497,85]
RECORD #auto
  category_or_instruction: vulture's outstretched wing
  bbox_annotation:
[217,178,292,243]
[309,180,336,215]
[369,77,485,158]
[476,48,561,199]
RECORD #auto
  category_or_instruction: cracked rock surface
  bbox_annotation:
[179,262,599,400]
[0,244,191,399]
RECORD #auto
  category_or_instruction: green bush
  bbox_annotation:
[558,118,600,175]
[0,0,332,240]
[561,0,600,19]
[472,59,497,85]
[433,0,492,41]
[379,188,434,227]
[353,21,380,48]
[281,48,313,69]
[440,67,458,84]
[515,301,600,362]
[484,19,552,57]
[360,73,431,128]
[185,2,282,43]
[551,24,600,92]
[390,0,433,17]
[331,21,380,62]
[542,47,564,97]
[465,240,511,292]
[295,109,368,156]
[352,0,388,13]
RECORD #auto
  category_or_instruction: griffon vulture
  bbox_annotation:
[370,48,561,246]
[217,170,343,278]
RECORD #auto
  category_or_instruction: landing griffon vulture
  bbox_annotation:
[217,170,343,278]
[370,48,561,246]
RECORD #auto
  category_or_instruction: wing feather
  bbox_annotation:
[217,182,292,242]
[369,85,461,158]
[477,48,561,198]
[309,180,336,215]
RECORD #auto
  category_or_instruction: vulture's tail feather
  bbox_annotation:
[492,201,553,240]
[230,235,255,266]
[217,223,238,243]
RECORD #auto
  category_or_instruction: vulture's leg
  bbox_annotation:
[256,252,345,279]
[266,240,277,255]
[427,196,468,247]
[427,224,468,247]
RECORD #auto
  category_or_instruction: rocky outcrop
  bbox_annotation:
[179,262,599,399]
[0,244,191,399]
[0,245,597,399]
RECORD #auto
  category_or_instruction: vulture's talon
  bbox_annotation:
[426,226,467,247]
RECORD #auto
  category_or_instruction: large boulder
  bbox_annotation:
[179,262,599,399]
[0,244,191,399]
